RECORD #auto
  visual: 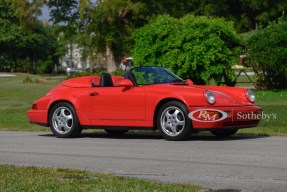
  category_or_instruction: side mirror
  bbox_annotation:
[119,79,133,88]
[186,79,193,85]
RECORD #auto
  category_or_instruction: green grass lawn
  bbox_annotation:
[0,165,201,192]
[238,90,287,136]
[0,73,286,135]
[0,73,63,131]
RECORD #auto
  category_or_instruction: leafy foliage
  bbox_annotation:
[133,0,287,32]
[5,0,42,31]
[88,0,145,72]
[133,15,241,84]
[45,0,287,75]
[48,0,79,25]
[1,0,287,75]
[67,71,93,79]
[0,1,65,73]
[22,76,33,83]
[248,18,287,89]
[111,69,125,76]
[0,0,20,59]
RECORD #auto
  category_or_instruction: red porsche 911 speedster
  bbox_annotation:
[27,66,261,140]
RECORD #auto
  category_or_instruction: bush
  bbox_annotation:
[133,14,241,84]
[248,18,287,89]
[36,60,55,74]
[22,76,33,83]
[67,71,94,79]
[111,69,125,76]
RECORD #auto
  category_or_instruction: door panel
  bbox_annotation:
[89,87,145,120]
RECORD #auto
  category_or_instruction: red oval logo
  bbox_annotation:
[188,109,228,122]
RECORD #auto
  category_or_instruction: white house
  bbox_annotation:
[60,43,90,70]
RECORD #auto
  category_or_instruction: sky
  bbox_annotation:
[39,0,97,21]
[39,5,50,20]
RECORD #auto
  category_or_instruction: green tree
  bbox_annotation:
[47,0,82,69]
[132,0,195,19]
[248,18,287,89]
[48,0,79,25]
[39,0,287,75]
[133,0,287,32]
[89,0,144,72]
[5,0,43,31]
[133,14,241,84]
[0,0,19,71]
[0,0,64,73]
[237,0,287,32]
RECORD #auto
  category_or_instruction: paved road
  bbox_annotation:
[1,131,287,192]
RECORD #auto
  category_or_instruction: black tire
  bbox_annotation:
[105,129,129,136]
[49,102,82,138]
[210,129,238,137]
[157,101,192,141]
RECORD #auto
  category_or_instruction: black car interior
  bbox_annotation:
[100,73,114,87]
[91,71,133,87]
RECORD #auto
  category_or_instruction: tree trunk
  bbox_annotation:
[69,42,74,68]
[106,45,117,73]
[31,52,36,74]
[89,49,94,73]
[89,54,93,73]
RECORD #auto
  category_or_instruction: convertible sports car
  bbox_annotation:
[27,66,261,140]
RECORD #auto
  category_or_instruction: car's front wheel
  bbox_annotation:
[49,102,82,138]
[210,129,238,137]
[157,101,192,141]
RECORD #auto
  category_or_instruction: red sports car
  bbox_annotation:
[27,66,261,140]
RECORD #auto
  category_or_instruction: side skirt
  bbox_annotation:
[82,126,154,130]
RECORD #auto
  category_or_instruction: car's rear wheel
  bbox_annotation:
[49,102,82,138]
[210,129,238,137]
[157,101,192,141]
[105,129,128,136]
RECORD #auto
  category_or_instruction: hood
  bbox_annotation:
[192,85,252,105]
[146,84,253,106]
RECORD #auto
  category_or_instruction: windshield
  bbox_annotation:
[130,66,183,85]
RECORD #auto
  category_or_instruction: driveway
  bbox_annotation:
[0,131,286,192]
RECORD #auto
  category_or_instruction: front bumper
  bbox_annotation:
[27,109,49,126]
[188,105,261,129]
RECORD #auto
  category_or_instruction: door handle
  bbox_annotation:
[90,92,99,96]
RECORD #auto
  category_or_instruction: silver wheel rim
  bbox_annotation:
[160,106,185,137]
[52,107,73,134]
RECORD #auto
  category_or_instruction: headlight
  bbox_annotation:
[246,89,255,103]
[205,90,216,105]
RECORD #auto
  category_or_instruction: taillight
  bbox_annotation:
[32,104,38,109]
